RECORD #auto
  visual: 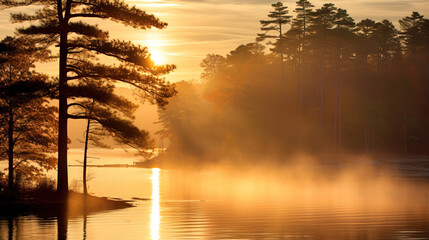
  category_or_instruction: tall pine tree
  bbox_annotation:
[1,0,176,198]
[294,0,314,108]
[257,2,292,76]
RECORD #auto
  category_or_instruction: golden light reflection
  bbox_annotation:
[150,168,160,240]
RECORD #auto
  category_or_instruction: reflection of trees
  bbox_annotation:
[83,206,88,240]
[8,218,13,240]
[57,208,68,240]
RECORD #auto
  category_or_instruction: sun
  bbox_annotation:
[149,49,165,66]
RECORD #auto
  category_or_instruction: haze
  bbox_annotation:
[1,0,428,146]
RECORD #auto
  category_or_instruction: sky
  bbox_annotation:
[125,0,429,82]
[0,0,428,147]
[1,0,429,81]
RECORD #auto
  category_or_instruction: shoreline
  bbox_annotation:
[0,191,134,217]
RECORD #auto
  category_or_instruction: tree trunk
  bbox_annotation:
[279,22,285,79]
[363,46,369,152]
[333,78,338,147]
[403,112,408,155]
[83,119,90,196]
[7,107,14,193]
[300,11,307,113]
[57,38,69,198]
[319,61,325,128]
[333,75,342,148]
[338,78,342,148]
[57,0,71,199]
[299,51,304,112]
[364,121,369,153]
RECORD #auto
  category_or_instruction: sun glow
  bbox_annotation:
[150,168,161,240]
[149,50,165,66]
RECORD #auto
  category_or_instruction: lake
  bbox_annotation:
[1,149,429,239]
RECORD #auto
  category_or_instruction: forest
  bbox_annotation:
[156,1,429,166]
[0,0,429,198]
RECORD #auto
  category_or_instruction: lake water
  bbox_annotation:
[1,149,429,239]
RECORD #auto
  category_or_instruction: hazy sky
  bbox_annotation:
[126,0,429,82]
[0,0,428,147]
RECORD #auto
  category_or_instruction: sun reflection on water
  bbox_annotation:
[150,168,161,240]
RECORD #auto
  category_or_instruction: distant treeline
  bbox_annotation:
[157,2,429,165]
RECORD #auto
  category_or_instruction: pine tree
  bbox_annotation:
[0,36,57,192]
[257,2,292,76]
[294,0,314,45]
[1,0,176,198]
[331,8,356,148]
[294,0,314,108]
[356,19,377,152]
[399,12,429,154]
[357,19,377,71]
[399,12,424,63]
[308,3,337,127]
[373,20,400,72]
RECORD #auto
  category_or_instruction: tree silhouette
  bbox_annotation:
[156,81,203,165]
[257,2,292,76]
[373,20,400,71]
[200,54,227,81]
[1,0,176,198]
[356,19,376,71]
[0,36,57,193]
[150,3,429,161]
[308,3,337,127]
[294,0,314,107]
[78,90,155,196]
[331,8,355,148]
[294,0,314,45]
[400,12,425,63]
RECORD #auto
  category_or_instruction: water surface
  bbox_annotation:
[1,150,429,239]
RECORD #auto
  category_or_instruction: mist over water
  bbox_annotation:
[2,150,429,239]
[166,155,428,209]
[162,155,429,238]
[66,149,429,213]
